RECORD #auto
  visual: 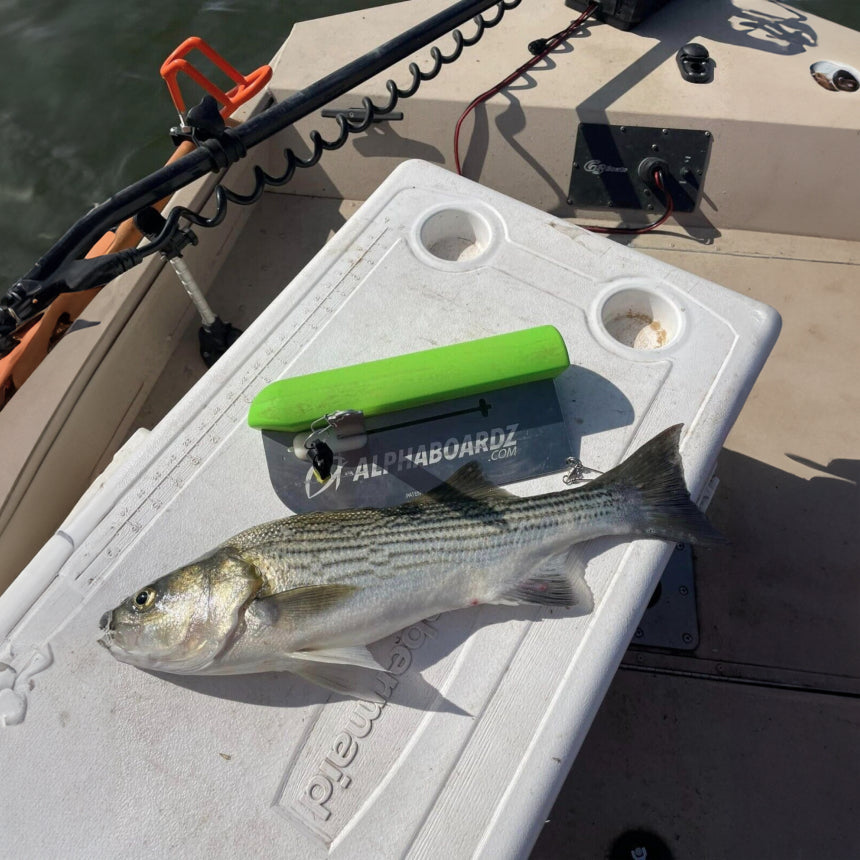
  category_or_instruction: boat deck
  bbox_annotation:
[3,0,858,854]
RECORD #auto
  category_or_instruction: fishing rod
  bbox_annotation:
[0,0,523,359]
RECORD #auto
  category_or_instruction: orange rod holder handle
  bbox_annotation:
[160,37,272,119]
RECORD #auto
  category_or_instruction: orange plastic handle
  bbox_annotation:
[160,37,272,118]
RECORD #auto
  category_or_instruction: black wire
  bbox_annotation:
[585,168,675,235]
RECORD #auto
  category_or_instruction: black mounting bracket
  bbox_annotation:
[320,107,404,123]
[199,317,242,367]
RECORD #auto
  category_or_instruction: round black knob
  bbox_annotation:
[680,42,710,61]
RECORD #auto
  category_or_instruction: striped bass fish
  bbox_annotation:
[99,425,723,700]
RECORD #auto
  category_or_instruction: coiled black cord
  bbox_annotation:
[144,1,523,248]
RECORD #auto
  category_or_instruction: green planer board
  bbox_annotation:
[247,325,569,432]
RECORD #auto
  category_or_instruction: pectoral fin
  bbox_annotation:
[494,546,593,610]
[260,583,358,614]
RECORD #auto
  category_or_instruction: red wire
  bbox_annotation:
[585,168,675,235]
[454,3,676,236]
[453,3,598,175]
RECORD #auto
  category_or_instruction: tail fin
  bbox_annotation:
[591,424,727,546]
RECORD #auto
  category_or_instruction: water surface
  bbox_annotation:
[0,0,855,287]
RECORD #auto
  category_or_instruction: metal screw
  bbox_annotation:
[635,627,644,639]
[606,199,613,206]
[647,204,654,210]
[682,633,694,644]
[620,126,627,132]
[696,168,703,175]
[679,585,689,596]
[651,144,659,151]
[661,128,668,135]
[573,161,579,169]
[704,130,711,137]
[644,188,651,196]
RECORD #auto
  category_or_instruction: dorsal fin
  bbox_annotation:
[406,461,514,507]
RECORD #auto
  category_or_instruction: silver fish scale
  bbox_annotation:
[227,486,624,600]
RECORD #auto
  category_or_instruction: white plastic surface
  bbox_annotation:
[0,161,779,858]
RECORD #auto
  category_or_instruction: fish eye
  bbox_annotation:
[131,587,157,611]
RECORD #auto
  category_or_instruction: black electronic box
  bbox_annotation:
[566,0,674,30]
